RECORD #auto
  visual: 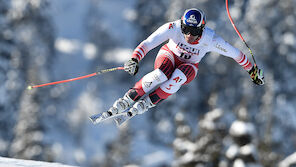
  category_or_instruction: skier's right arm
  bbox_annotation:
[124,22,176,75]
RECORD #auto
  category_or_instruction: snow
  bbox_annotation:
[229,120,255,137]
[54,38,82,54]
[0,156,78,167]
[279,152,296,167]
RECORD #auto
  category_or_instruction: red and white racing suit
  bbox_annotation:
[127,20,252,105]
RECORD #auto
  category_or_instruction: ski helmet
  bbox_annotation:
[181,8,206,36]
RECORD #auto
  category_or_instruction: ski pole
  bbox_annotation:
[225,0,257,67]
[27,67,124,90]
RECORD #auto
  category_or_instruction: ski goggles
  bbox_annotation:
[181,22,203,36]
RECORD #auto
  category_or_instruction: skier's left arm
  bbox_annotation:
[209,34,264,85]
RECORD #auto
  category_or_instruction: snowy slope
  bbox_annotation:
[0,157,78,167]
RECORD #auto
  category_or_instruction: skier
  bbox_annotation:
[102,8,264,123]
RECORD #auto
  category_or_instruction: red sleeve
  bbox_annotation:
[131,42,148,62]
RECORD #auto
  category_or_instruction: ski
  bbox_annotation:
[89,110,137,126]
[89,112,126,124]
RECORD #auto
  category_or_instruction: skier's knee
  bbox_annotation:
[148,69,186,105]
[159,69,187,94]
[141,69,168,93]
[128,69,168,101]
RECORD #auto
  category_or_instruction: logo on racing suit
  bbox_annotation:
[176,42,200,59]
[177,43,200,55]
[165,77,183,90]
[144,81,152,88]
[168,23,175,29]
[166,84,174,90]
[215,43,227,53]
[153,74,161,82]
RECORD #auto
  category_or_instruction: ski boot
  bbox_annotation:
[114,96,155,126]
[104,93,135,117]
[89,94,135,124]
[127,96,155,117]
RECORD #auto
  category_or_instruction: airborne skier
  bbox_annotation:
[91,8,264,125]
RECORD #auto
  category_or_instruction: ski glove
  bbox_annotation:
[248,66,264,85]
[124,58,139,76]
